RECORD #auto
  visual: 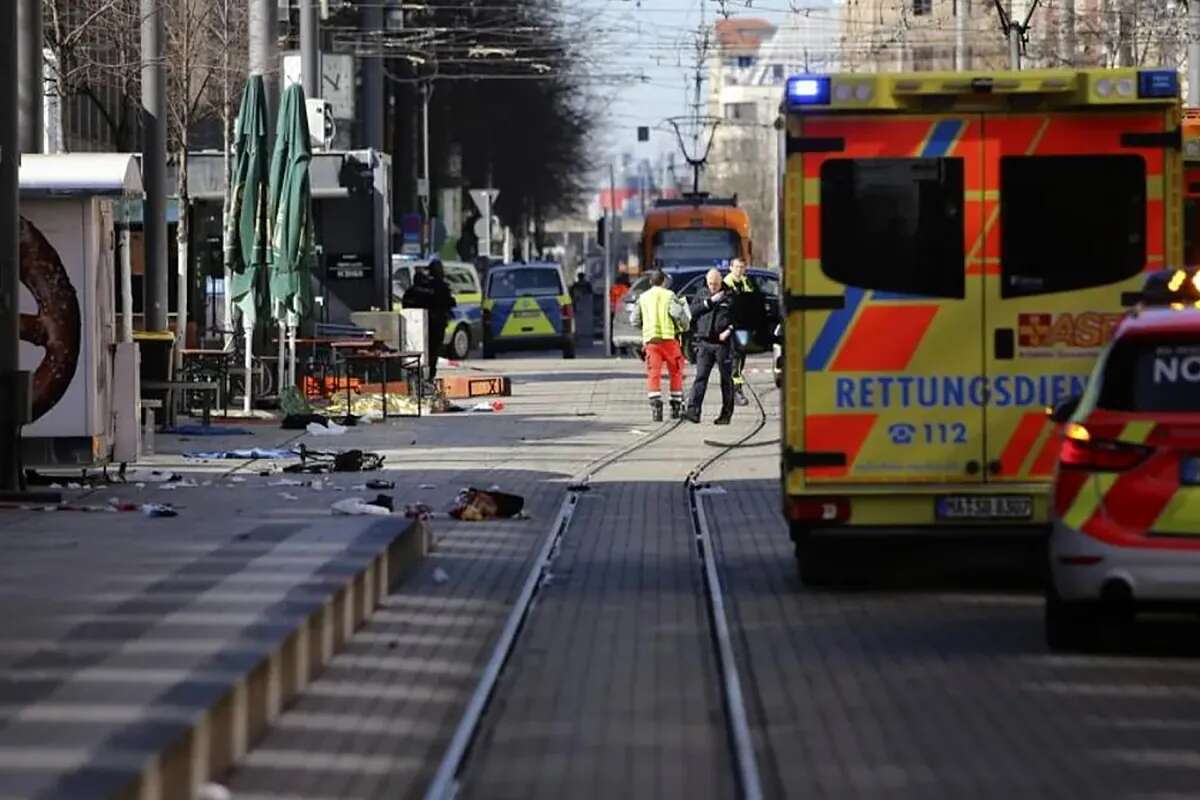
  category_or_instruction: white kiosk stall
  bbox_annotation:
[18,154,144,467]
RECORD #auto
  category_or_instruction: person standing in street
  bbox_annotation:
[631,270,689,421]
[685,269,736,425]
[723,258,760,406]
[402,259,456,384]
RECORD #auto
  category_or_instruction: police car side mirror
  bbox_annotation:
[1046,395,1081,424]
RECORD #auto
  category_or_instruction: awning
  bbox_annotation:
[19,153,143,197]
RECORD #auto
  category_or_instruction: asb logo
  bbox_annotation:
[1018,312,1123,348]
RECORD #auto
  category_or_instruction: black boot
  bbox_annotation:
[684,406,702,423]
[650,399,664,422]
[670,400,682,420]
[714,412,732,425]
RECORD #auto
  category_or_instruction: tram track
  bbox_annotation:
[424,380,775,800]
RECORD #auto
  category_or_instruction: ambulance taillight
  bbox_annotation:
[786,496,850,524]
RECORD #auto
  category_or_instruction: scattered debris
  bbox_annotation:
[162,424,253,436]
[403,503,433,520]
[307,420,347,437]
[230,476,247,484]
[432,567,450,584]
[140,503,178,518]
[185,448,295,460]
[366,479,395,490]
[449,488,525,521]
[630,429,647,436]
[108,499,139,512]
[469,400,505,413]
[283,446,384,474]
[418,483,437,490]
[330,497,391,516]
[269,478,306,487]
[282,413,329,430]
[280,492,300,501]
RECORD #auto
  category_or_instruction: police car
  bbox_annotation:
[481,263,575,359]
[393,257,484,360]
[1046,275,1200,650]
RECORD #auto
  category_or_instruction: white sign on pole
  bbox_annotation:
[468,188,499,213]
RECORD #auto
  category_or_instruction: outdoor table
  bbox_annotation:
[333,346,424,419]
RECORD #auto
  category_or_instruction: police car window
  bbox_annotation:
[489,269,562,298]
[752,274,779,297]
[445,269,476,294]
[1099,336,1200,412]
[1001,155,1145,298]
[820,158,966,299]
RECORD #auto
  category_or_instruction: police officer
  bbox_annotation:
[631,270,689,421]
[723,258,759,406]
[685,269,735,425]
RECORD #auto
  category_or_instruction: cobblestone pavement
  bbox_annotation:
[705,376,1200,800]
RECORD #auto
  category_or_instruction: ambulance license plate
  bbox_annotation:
[936,495,1032,520]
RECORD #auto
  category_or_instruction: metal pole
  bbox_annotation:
[300,0,321,100]
[422,83,431,253]
[361,3,384,150]
[0,0,21,491]
[249,0,279,127]
[955,0,971,71]
[483,193,491,258]
[17,0,42,154]
[121,210,134,343]
[1008,0,1023,70]
[142,0,168,332]
[604,162,615,357]
[1190,0,1200,105]
[1060,0,1076,68]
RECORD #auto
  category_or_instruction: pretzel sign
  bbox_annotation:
[18,217,81,421]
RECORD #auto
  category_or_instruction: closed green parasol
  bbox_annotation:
[224,75,270,413]
[267,83,316,390]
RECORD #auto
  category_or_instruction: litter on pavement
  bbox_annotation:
[307,420,347,436]
[432,567,450,584]
[161,424,253,436]
[330,497,392,516]
[469,400,505,413]
[449,488,525,521]
[141,503,178,518]
[366,479,395,490]
[185,448,295,460]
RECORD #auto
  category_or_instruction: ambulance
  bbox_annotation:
[1183,109,1200,264]
[778,68,1183,584]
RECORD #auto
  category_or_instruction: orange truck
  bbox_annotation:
[639,195,753,272]
[779,68,1184,584]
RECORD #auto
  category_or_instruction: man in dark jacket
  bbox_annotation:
[402,259,456,382]
[684,268,736,425]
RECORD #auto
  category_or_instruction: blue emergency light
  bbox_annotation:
[786,76,830,108]
[1138,69,1179,99]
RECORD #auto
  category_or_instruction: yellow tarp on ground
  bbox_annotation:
[319,393,420,417]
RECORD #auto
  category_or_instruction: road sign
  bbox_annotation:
[469,189,499,213]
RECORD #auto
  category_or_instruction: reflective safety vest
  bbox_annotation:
[723,273,752,293]
[638,285,680,343]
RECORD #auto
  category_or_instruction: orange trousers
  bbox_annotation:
[644,339,685,398]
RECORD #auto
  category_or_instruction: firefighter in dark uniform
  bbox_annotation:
[722,257,759,406]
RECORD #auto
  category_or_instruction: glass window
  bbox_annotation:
[1001,155,1145,297]
[820,158,966,298]
[913,0,932,15]
[652,229,740,268]
[393,269,412,292]
[488,268,563,298]
[445,268,478,295]
[1099,336,1200,412]
[1186,198,1200,267]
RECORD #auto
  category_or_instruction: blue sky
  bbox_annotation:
[565,0,835,159]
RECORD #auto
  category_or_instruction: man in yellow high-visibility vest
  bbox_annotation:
[631,270,689,421]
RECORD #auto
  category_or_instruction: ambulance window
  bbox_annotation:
[1186,199,1200,267]
[1001,155,1145,297]
[1099,336,1200,412]
[820,158,965,299]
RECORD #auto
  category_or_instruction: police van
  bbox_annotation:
[779,68,1183,584]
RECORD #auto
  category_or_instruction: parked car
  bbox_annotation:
[612,267,781,361]
[482,263,575,359]
[1045,298,1200,650]
[393,257,483,360]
